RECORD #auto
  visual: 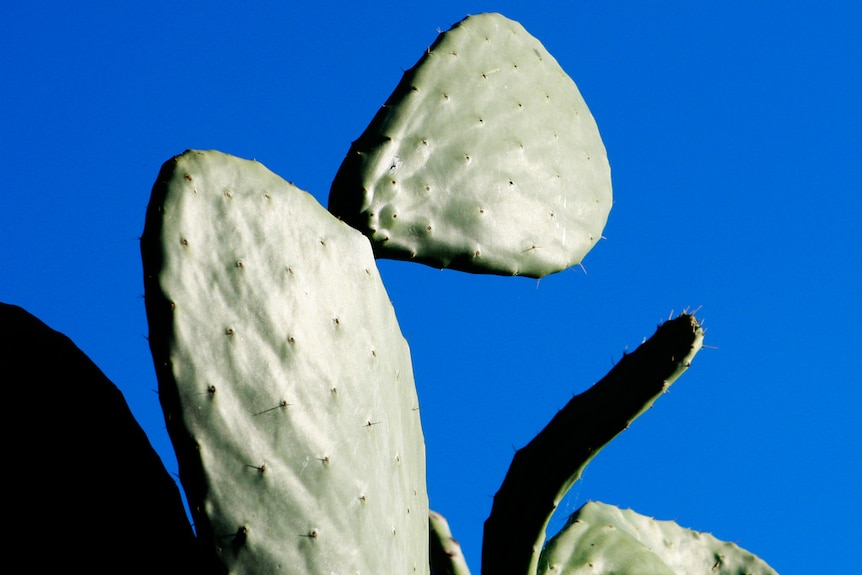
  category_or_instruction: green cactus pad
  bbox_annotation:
[142,150,428,575]
[484,314,704,575]
[538,501,779,575]
[329,12,612,278]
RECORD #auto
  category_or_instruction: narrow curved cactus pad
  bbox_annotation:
[538,501,779,575]
[329,12,612,278]
[142,150,428,575]
[484,314,704,575]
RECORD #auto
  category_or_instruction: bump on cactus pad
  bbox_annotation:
[329,12,612,278]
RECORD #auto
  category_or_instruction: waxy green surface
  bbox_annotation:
[538,501,779,575]
[330,13,612,278]
[142,150,428,575]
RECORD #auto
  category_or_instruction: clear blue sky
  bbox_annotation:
[2,2,859,573]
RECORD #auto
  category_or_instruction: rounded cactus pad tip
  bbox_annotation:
[142,150,428,575]
[329,12,612,278]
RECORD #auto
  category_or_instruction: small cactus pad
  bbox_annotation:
[538,501,779,575]
[329,12,612,278]
[429,510,472,575]
[142,150,428,575]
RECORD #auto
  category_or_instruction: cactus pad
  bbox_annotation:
[538,501,779,575]
[484,314,705,575]
[329,12,612,278]
[429,510,472,575]
[142,150,428,574]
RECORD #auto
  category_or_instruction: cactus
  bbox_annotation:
[141,149,427,574]
[329,13,612,278]
[430,510,472,575]
[484,313,705,575]
[538,501,779,575]
[1,11,778,575]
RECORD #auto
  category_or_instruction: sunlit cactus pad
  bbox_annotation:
[329,12,612,278]
[142,150,428,575]
[538,501,778,575]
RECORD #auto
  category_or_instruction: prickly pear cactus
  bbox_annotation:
[142,150,428,575]
[329,12,612,278]
[537,501,779,575]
